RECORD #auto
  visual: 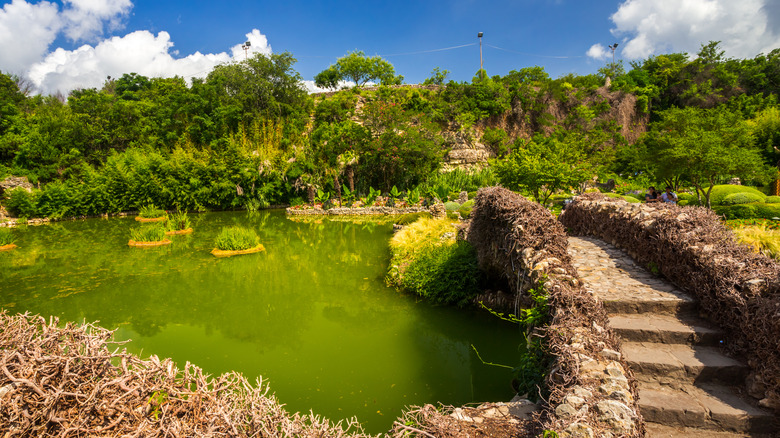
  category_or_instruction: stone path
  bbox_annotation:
[567,236,778,437]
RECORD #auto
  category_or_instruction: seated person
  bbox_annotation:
[645,186,660,203]
[661,186,678,204]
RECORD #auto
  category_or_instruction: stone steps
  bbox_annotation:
[610,313,722,346]
[566,236,779,437]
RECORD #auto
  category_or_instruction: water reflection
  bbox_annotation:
[0,210,520,432]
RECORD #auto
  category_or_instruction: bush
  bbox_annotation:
[394,212,431,225]
[443,201,461,211]
[130,224,167,242]
[401,241,481,306]
[603,192,640,203]
[721,192,766,205]
[709,185,766,206]
[459,200,475,219]
[139,205,166,218]
[215,226,260,251]
[0,228,14,246]
[713,204,759,219]
[766,196,780,204]
[5,188,38,218]
[166,211,191,231]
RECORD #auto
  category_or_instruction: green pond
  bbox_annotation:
[0,210,520,433]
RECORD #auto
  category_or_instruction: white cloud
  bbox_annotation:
[595,0,780,60]
[586,43,610,61]
[0,0,62,74]
[28,29,273,95]
[61,0,132,42]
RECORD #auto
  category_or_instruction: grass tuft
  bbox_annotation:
[130,224,167,242]
[0,228,15,246]
[139,205,166,219]
[215,226,260,251]
[732,224,780,260]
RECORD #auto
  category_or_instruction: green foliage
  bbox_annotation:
[766,196,780,204]
[420,168,497,195]
[364,186,380,206]
[709,185,766,205]
[443,201,461,211]
[712,203,780,219]
[481,127,510,157]
[139,204,166,218]
[215,226,260,251]
[401,241,481,306]
[0,227,14,246]
[315,51,403,88]
[603,192,641,203]
[721,192,766,205]
[422,67,449,86]
[458,199,475,218]
[166,211,191,231]
[393,212,431,225]
[404,187,421,205]
[5,188,38,217]
[130,224,167,242]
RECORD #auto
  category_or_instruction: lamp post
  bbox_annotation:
[608,43,618,75]
[478,32,484,72]
[242,41,251,60]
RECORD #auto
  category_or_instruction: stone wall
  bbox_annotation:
[467,187,642,437]
[559,193,780,413]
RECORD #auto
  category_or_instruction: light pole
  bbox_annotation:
[242,41,251,60]
[608,43,619,76]
[478,32,484,72]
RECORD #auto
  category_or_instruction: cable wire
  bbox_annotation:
[485,43,585,59]
[380,42,477,57]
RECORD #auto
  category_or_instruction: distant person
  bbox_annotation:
[661,186,678,204]
[645,186,660,203]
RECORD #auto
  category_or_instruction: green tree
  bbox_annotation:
[315,51,403,88]
[493,132,593,204]
[422,67,449,85]
[633,106,771,207]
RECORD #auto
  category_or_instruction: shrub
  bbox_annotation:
[401,241,481,306]
[444,201,461,211]
[712,204,758,219]
[139,205,166,218]
[394,212,431,225]
[0,228,14,246]
[459,200,475,219]
[5,188,38,218]
[603,192,640,203]
[766,196,780,204]
[751,203,780,219]
[215,226,260,251]
[130,224,167,242]
[709,185,766,206]
[732,224,780,260]
[721,192,766,205]
[166,211,191,231]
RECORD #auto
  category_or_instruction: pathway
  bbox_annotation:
[567,236,778,437]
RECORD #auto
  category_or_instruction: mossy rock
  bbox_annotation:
[709,185,766,206]
[722,192,766,205]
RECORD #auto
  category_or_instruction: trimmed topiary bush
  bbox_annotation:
[765,196,780,204]
[443,201,461,211]
[722,192,766,205]
[709,185,766,206]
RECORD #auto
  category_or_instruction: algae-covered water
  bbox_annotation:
[0,210,520,433]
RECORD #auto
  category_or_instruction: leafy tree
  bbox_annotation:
[632,106,771,207]
[315,51,403,88]
[422,67,449,85]
[493,132,593,204]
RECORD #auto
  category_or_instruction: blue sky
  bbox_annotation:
[1,0,779,94]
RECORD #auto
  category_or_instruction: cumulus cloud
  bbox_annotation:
[28,29,273,94]
[0,0,62,74]
[589,0,780,60]
[586,43,610,61]
[61,0,132,42]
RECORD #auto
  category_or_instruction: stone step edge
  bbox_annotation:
[609,314,723,346]
[622,342,748,383]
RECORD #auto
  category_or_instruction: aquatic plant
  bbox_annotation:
[130,224,167,242]
[0,228,15,246]
[138,205,166,219]
[214,226,260,251]
[166,211,191,231]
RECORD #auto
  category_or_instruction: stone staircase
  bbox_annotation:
[568,236,778,437]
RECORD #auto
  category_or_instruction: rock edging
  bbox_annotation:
[467,187,642,438]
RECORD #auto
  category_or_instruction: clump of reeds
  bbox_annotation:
[130,224,167,242]
[138,204,166,218]
[732,223,780,260]
[166,211,191,231]
[215,226,260,251]
[388,217,458,262]
[0,227,14,246]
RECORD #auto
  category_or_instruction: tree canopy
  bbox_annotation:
[314,51,403,89]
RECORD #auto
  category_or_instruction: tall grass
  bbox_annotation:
[214,226,260,251]
[0,228,14,246]
[733,224,780,260]
[130,224,167,242]
[166,211,191,231]
[389,218,459,262]
[139,205,166,218]
[419,168,498,194]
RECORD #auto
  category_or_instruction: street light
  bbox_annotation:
[608,43,619,75]
[242,41,251,60]
[478,32,484,72]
